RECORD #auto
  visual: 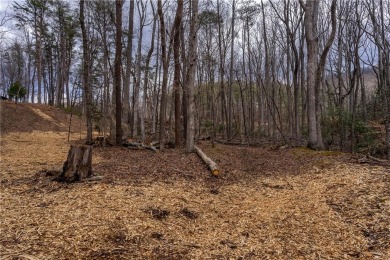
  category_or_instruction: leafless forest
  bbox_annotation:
[1,1,390,259]
[0,0,389,155]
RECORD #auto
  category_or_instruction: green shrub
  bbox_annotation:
[322,106,376,151]
[8,81,26,102]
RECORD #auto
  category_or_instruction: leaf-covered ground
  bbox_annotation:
[1,101,389,259]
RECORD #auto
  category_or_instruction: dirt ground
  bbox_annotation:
[1,100,389,259]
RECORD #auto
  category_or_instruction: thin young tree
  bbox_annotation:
[140,1,157,142]
[132,0,147,138]
[227,0,235,140]
[157,0,169,151]
[123,0,135,125]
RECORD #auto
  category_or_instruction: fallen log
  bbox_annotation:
[367,155,389,163]
[82,175,104,182]
[124,141,143,147]
[123,141,159,153]
[144,144,159,153]
[194,145,220,176]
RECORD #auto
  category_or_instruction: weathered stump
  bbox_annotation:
[56,145,93,182]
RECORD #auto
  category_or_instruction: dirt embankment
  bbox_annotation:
[0,100,85,134]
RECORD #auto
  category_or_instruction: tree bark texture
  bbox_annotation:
[80,0,93,143]
[173,0,183,147]
[185,0,199,153]
[157,0,169,151]
[123,0,134,125]
[115,0,123,146]
[57,145,93,182]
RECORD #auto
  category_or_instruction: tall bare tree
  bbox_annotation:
[115,0,123,145]
[79,0,93,143]
[185,0,199,152]
[132,0,147,138]
[123,0,135,125]
[140,1,157,142]
[300,0,336,149]
[157,0,169,151]
[173,0,184,147]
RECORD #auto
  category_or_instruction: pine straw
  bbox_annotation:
[1,131,389,259]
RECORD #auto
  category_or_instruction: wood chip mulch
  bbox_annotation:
[1,131,389,259]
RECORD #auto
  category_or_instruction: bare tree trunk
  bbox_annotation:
[301,0,319,149]
[36,6,44,104]
[185,0,199,153]
[102,21,110,145]
[228,0,235,140]
[299,24,306,136]
[123,0,134,125]
[173,0,183,147]
[300,0,336,149]
[217,0,227,140]
[140,4,157,142]
[115,0,123,146]
[261,0,272,138]
[133,0,147,138]
[314,0,336,148]
[181,21,188,141]
[157,0,169,151]
[151,23,160,135]
[80,0,93,143]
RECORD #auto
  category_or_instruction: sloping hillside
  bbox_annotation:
[0,100,85,134]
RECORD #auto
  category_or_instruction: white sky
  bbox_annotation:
[0,1,13,12]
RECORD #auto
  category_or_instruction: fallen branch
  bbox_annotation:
[194,146,220,176]
[144,144,159,153]
[82,175,103,182]
[123,141,159,153]
[357,154,389,165]
[367,155,389,164]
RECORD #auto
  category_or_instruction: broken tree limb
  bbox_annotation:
[144,143,159,153]
[150,141,159,147]
[123,141,159,153]
[82,175,103,182]
[194,145,220,176]
[123,141,143,147]
[367,155,389,163]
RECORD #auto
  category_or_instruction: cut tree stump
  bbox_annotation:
[194,146,220,176]
[56,145,93,182]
